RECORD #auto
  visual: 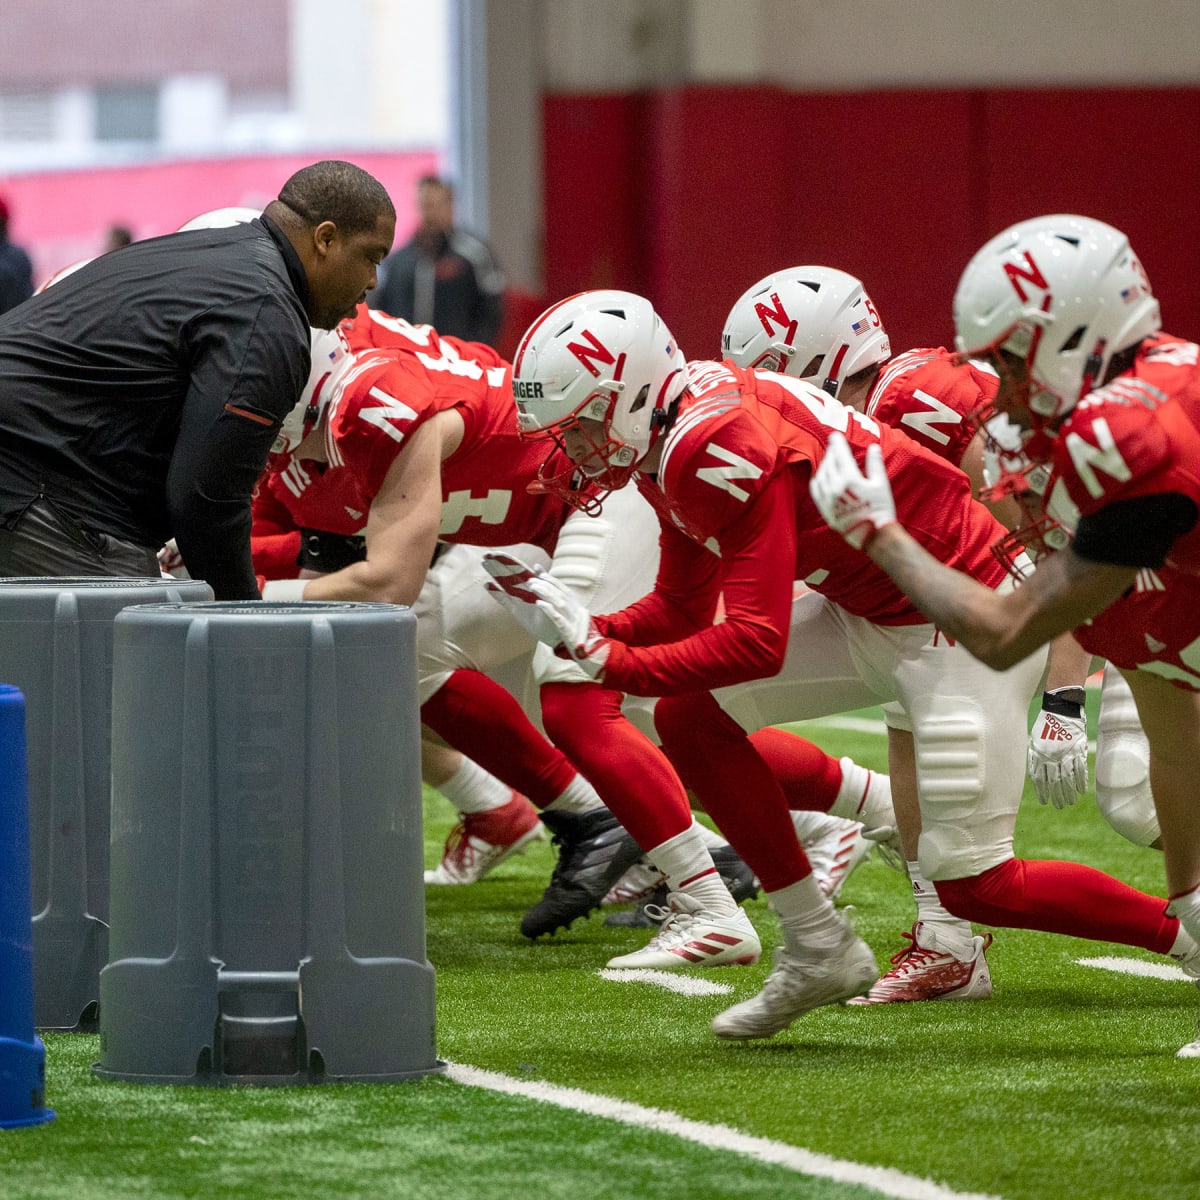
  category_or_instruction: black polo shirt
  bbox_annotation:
[0,215,310,598]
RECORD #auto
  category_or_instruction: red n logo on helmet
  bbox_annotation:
[568,329,624,380]
[754,293,798,345]
[1002,252,1050,303]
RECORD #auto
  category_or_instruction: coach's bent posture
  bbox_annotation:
[0,160,395,599]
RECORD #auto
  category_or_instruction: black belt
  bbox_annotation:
[298,528,367,572]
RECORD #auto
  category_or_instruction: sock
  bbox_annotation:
[828,757,895,831]
[936,857,1181,954]
[1169,884,1200,939]
[908,861,974,957]
[1168,887,1200,974]
[769,874,846,957]
[543,772,604,815]
[695,822,728,849]
[436,757,512,815]
[648,822,737,915]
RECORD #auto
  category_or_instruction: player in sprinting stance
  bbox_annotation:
[808,214,1200,1056]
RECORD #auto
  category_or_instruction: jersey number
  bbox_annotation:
[441,489,513,534]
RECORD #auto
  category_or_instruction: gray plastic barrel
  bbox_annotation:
[0,576,214,1031]
[95,600,441,1086]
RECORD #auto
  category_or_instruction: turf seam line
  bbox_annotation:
[445,1061,1004,1200]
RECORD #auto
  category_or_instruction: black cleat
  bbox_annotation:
[603,842,759,928]
[712,842,760,904]
[521,809,645,939]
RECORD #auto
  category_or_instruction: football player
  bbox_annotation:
[494,288,1195,1042]
[808,214,1200,1056]
[721,266,1003,1002]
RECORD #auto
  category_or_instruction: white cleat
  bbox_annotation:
[711,919,878,1040]
[605,892,761,970]
[602,857,666,907]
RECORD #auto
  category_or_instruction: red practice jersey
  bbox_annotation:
[1050,333,1200,574]
[1041,333,1200,691]
[596,360,1008,696]
[1075,563,1200,691]
[865,347,997,470]
[262,331,574,553]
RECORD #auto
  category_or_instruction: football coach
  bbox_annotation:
[0,160,395,599]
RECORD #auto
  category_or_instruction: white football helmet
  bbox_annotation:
[953,214,1159,427]
[176,206,262,232]
[512,290,687,503]
[721,266,890,395]
[273,325,351,454]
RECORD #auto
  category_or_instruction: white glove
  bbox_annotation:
[483,551,611,679]
[1027,688,1089,808]
[157,538,190,579]
[524,570,612,680]
[482,553,565,646]
[809,433,897,550]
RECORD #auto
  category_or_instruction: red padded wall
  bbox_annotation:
[541,85,1200,362]
[981,89,1200,343]
[543,93,652,301]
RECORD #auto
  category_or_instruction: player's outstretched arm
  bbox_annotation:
[810,433,1136,670]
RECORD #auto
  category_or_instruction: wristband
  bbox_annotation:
[1042,686,1085,720]
[261,578,309,602]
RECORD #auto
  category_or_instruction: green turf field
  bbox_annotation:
[3,706,1198,1200]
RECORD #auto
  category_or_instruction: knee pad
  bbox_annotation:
[913,709,988,880]
[1095,666,1159,846]
[547,515,614,597]
[1095,734,1158,846]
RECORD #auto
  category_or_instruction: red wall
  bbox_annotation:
[542,86,1200,361]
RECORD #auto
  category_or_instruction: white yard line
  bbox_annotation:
[1076,955,1191,982]
[446,1062,1003,1200]
[597,967,734,995]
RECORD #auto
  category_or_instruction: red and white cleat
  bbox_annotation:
[424,792,544,885]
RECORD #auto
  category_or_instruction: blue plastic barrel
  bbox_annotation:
[0,684,54,1128]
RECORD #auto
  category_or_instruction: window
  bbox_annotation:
[95,86,158,142]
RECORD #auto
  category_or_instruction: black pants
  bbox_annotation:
[0,496,160,579]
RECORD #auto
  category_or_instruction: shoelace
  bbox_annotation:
[885,928,992,973]
[641,903,702,947]
[442,821,468,860]
[886,929,938,973]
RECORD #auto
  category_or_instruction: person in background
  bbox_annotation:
[0,191,34,316]
[104,225,134,252]
[369,175,505,347]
